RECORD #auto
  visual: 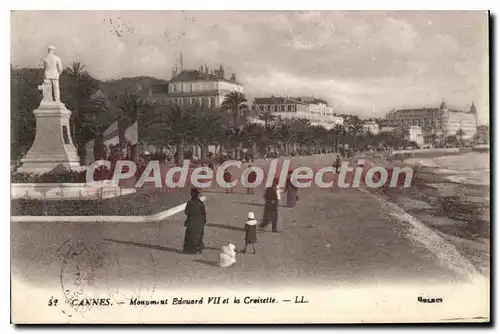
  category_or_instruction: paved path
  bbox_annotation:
[12,153,470,292]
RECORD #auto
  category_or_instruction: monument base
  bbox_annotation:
[17,101,81,174]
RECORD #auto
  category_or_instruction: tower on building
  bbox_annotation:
[440,99,447,110]
[470,101,477,114]
[470,101,478,123]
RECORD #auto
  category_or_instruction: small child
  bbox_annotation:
[242,212,258,254]
[220,243,236,268]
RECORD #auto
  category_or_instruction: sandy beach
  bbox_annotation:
[364,150,490,277]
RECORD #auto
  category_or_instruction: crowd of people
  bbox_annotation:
[182,168,302,262]
[180,152,350,267]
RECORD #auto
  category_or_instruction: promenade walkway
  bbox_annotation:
[11,154,471,292]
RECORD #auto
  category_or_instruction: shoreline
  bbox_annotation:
[364,151,490,277]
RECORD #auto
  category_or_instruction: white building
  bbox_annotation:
[386,100,477,141]
[405,126,424,146]
[379,126,396,133]
[252,96,343,129]
[362,121,379,135]
[147,64,243,108]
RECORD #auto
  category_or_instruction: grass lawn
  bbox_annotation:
[11,187,191,216]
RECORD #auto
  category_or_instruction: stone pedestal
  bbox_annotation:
[17,101,81,174]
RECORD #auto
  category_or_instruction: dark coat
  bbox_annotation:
[263,186,278,213]
[285,178,298,207]
[244,220,258,244]
[183,198,207,253]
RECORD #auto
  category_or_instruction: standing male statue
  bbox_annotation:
[42,45,63,102]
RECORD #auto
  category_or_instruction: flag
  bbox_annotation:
[84,139,95,165]
[103,121,120,147]
[124,121,138,145]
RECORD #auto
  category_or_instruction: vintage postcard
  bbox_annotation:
[10,10,490,323]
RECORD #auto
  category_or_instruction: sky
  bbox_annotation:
[11,10,489,124]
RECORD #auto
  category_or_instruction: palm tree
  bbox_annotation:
[330,124,344,152]
[346,117,364,150]
[221,91,248,126]
[290,119,311,153]
[139,104,174,147]
[220,92,248,157]
[456,128,466,147]
[425,133,438,146]
[275,123,292,155]
[189,106,224,160]
[62,61,102,163]
[11,67,41,160]
[259,110,276,128]
[241,122,265,156]
[164,104,192,164]
[115,94,149,124]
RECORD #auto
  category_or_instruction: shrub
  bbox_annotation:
[11,166,113,183]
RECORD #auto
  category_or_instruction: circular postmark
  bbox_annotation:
[57,238,157,318]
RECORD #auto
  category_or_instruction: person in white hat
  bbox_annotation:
[242,212,258,254]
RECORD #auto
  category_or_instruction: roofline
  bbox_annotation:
[169,78,244,86]
[253,98,332,107]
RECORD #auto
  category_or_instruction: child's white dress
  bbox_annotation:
[220,243,236,268]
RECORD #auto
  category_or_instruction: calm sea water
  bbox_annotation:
[420,152,490,187]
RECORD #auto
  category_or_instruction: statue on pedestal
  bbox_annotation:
[18,45,81,174]
[40,45,63,102]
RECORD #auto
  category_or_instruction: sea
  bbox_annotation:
[382,151,491,276]
[417,152,490,188]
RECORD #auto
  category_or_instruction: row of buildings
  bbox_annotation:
[143,57,478,146]
[145,56,344,129]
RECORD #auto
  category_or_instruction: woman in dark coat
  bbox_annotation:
[183,188,207,254]
[259,179,279,232]
[285,171,298,208]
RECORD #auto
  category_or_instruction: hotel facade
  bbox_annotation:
[147,64,243,108]
[252,96,343,129]
[386,100,477,141]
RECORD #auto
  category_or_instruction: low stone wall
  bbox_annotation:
[392,148,460,155]
[11,181,136,200]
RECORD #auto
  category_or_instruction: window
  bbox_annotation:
[171,84,177,92]
[190,98,194,105]
[288,105,292,111]
[181,84,185,93]
[190,83,194,92]
[281,105,285,111]
[260,105,264,111]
